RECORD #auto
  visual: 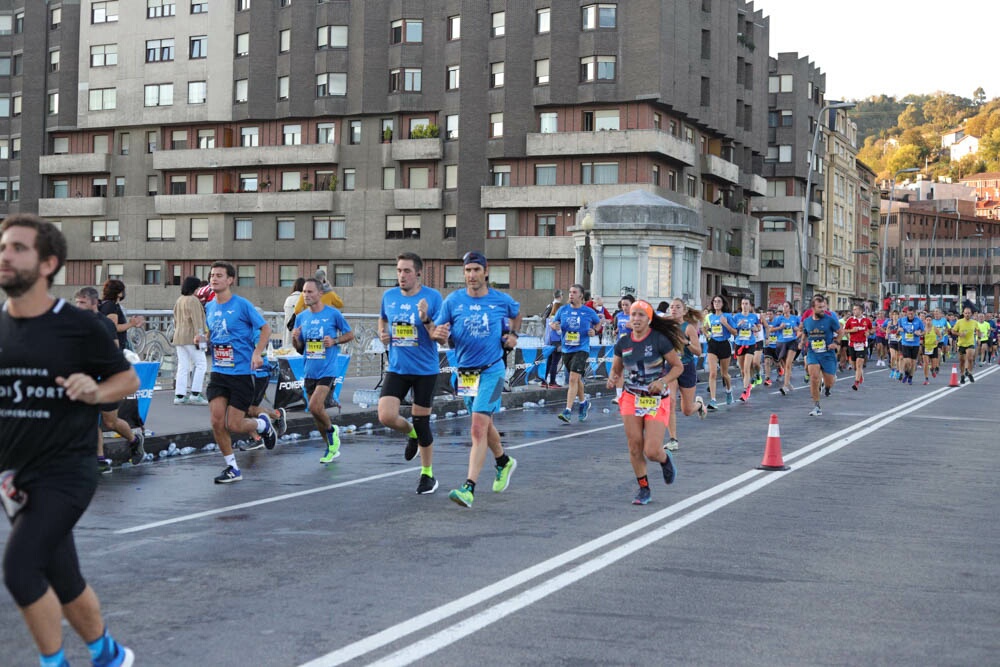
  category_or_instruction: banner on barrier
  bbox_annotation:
[274,354,350,410]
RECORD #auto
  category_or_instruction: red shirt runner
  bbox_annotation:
[845,316,872,347]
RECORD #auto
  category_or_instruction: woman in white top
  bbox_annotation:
[282,277,306,348]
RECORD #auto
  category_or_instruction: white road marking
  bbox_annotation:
[297,376,982,667]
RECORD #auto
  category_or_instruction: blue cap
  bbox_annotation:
[462,251,487,267]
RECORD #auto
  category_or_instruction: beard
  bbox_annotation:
[0,264,41,298]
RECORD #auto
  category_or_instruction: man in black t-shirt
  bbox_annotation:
[1,215,138,667]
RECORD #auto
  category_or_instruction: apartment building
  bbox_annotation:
[9,0,770,312]
[855,159,879,303]
[818,104,859,312]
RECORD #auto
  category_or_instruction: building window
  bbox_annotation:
[237,265,255,287]
[535,165,557,186]
[89,89,117,111]
[49,50,60,73]
[52,137,69,155]
[235,79,248,103]
[382,167,395,189]
[491,62,504,88]
[389,68,422,93]
[146,38,175,63]
[778,145,792,162]
[488,213,507,239]
[51,7,62,28]
[147,219,176,241]
[147,175,159,196]
[234,218,253,240]
[334,265,354,287]
[144,83,174,107]
[52,180,69,198]
[539,112,557,134]
[701,29,711,59]
[317,25,348,48]
[91,220,120,242]
[444,214,457,239]
[92,1,119,24]
[581,162,618,185]
[490,113,503,138]
[580,55,616,81]
[277,218,296,240]
[390,19,422,44]
[189,35,207,59]
[279,29,290,53]
[490,165,511,187]
[445,115,459,140]
[91,44,118,67]
[191,2,208,13]
[147,0,176,18]
[350,120,362,144]
[235,33,249,57]
[283,124,302,146]
[277,76,289,100]
[536,215,556,236]
[582,4,616,29]
[761,250,784,269]
[444,265,464,288]
[491,11,505,37]
[237,0,250,10]
[386,215,421,240]
[535,59,550,85]
[700,77,710,105]
[171,130,187,149]
[447,15,460,40]
[169,176,187,194]
[342,168,355,190]
[317,123,336,144]
[445,165,458,189]
[277,265,297,288]
[687,175,698,197]
[316,72,347,97]
[92,178,109,198]
[537,8,551,33]
[188,81,207,104]
[376,265,397,288]
[239,173,258,192]
[533,266,556,290]
[447,65,460,90]
[189,218,208,240]
[140,264,161,285]
[240,126,259,147]
[281,172,300,191]
[314,216,346,239]
[652,165,660,186]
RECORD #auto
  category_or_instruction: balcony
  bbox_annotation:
[38,153,112,175]
[393,188,442,210]
[506,235,575,260]
[481,183,649,209]
[740,173,767,196]
[808,201,823,221]
[391,138,443,161]
[38,197,107,218]
[152,144,339,170]
[153,191,335,215]
[752,195,805,215]
[700,154,740,185]
[525,130,697,166]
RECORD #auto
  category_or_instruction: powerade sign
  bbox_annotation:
[125,362,160,423]
[274,354,349,409]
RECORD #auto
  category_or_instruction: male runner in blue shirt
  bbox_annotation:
[551,284,601,423]
[801,294,844,417]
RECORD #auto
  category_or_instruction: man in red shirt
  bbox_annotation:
[845,304,873,390]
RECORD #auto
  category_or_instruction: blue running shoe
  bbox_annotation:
[557,408,572,423]
[707,398,719,411]
[661,450,676,485]
[578,399,591,422]
[213,465,241,484]
[632,486,651,505]
[725,390,734,405]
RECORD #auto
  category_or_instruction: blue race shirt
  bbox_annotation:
[775,315,801,344]
[380,285,443,376]
[732,312,759,346]
[253,329,271,379]
[294,306,351,379]
[435,288,520,371]
[615,312,631,338]
[554,304,601,354]
[898,316,925,347]
[802,313,840,358]
[764,319,779,348]
[205,294,267,375]
[706,313,731,341]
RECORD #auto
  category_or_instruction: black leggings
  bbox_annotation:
[546,347,562,385]
[3,471,95,608]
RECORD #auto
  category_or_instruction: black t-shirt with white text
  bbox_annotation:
[99,298,129,349]
[0,300,131,484]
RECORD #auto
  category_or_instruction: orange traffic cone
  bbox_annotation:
[757,413,790,471]
[949,365,960,388]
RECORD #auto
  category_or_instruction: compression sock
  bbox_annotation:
[495,453,510,469]
[406,425,417,439]
[86,627,119,664]
[421,466,433,477]
[39,647,67,667]
[464,479,476,494]
[637,475,649,488]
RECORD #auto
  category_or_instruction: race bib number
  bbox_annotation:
[391,323,418,347]
[903,332,915,343]
[738,328,751,341]
[212,343,234,368]
[853,342,866,351]
[810,339,827,353]
[711,324,723,337]
[782,327,793,338]
[306,339,325,360]
[635,394,661,417]
[457,370,481,398]
[565,331,581,346]
[767,334,778,345]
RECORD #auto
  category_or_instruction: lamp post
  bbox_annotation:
[580,209,595,294]
[803,101,856,308]
[926,202,958,311]
[762,216,806,313]
[881,166,921,305]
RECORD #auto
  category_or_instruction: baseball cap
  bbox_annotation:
[462,251,487,268]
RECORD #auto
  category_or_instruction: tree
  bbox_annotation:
[897,104,925,130]
[900,128,930,158]
[886,144,923,175]
[977,127,1000,165]
[973,87,986,107]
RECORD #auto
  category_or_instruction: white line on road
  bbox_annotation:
[114,424,619,535]
[297,375,985,667]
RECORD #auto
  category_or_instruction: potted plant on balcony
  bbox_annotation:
[259,180,271,191]
[382,127,393,143]
[300,176,313,191]
[328,173,338,191]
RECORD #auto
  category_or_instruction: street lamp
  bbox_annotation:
[762,215,807,313]
[881,166,921,305]
[580,209,595,294]
[803,101,856,307]
[926,202,958,311]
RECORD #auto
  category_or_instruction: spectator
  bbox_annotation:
[99,279,144,351]
[282,277,306,348]
[293,269,344,315]
[172,276,209,405]
[540,289,563,319]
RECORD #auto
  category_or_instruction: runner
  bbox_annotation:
[540,290,564,389]
[292,278,354,463]
[704,295,736,409]
[551,284,601,424]
[949,306,979,383]
[243,327,287,449]
[897,306,925,385]
[731,297,760,403]
[886,310,902,379]
[1,214,137,667]
[611,294,634,404]
[664,298,708,452]
[921,314,939,385]
[432,252,520,509]
[801,294,844,417]
[873,310,888,366]
[771,301,801,395]
[197,262,277,483]
[761,309,780,387]
[930,308,949,365]
[976,313,991,366]
[377,252,443,494]
[844,304,872,390]
[605,300,683,505]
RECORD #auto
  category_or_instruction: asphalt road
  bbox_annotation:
[2,365,998,666]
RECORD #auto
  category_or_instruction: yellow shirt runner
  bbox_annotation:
[951,318,978,348]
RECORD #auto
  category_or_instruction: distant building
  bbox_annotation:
[959,172,1000,220]
[950,135,980,160]
[940,127,965,150]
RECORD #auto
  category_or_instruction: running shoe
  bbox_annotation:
[611,396,620,405]
[824,386,831,397]
[661,450,676,485]
[274,407,288,436]
[404,434,419,461]
[764,377,772,387]
[753,374,763,386]
[923,379,930,385]
[187,394,209,406]
[695,396,707,419]
[779,385,789,396]
[416,474,438,495]
[493,456,517,492]
[707,398,719,411]
[256,413,277,450]
[960,375,966,385]
[173,395,188,405]
[320,426,341,463]
[214,465,241,484]
[740,386,751,402]
[665,438,679,452]
[449,483,474,508]
[93,642,134,667]
[778,367,785,377]
[128,431,146,465]
[932,367,938,378]
[725,390,734,405]
[852,382,858,391]
[967,372,975,383]
[632,486,651,505]
[578,399,591,422]
[558,408,572,423]
[809,405,822,417]
[906,375,913,385]
[97,457,112,474]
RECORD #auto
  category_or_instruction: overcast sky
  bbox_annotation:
[757,0,993,101]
